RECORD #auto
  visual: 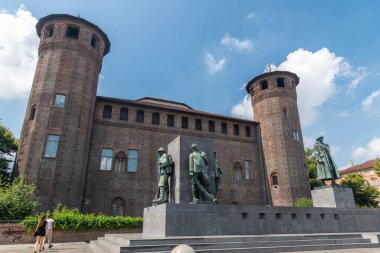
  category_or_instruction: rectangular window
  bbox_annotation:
[245,126,251,137]
[44,135,60,158]
[100,148,113,171]
[136,110,144,123]
[195,119,202,131]
[244,160,252,180]
[221,122,227,134]
[103,105,112,119]
[66,26,79,39]
[277,78,285,88]
[292,130,299,141]
[54,94,65,108]
[209,121,215,132]
[282,108,288,118]
[261,80,268,90]
[182,117,188,129]
[120,108,128,121]
[234,124,239,136]
[127,149,138,172]
[29,105,36,120]
[167,114,174,127]
[152,112,160,125]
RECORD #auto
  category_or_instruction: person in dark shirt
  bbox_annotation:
[34,215,46,253]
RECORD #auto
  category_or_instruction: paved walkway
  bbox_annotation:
[0,243,379,253]
[0,242,89,253]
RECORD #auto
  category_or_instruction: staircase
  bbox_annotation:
[87,233,380,253]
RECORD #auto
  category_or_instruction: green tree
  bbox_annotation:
[305,148,322,189]
[341,173,379,207]
[375,158,380,177]
[0,178,38,220]
[0,120,18,185]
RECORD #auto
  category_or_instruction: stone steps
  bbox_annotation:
[87,233,380,253]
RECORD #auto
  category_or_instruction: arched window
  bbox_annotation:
[113,152,127,172]
[44,24,54,38]
[231,201,239,205]
[234,162,243,181]
[111,197,126,216]
[271,172,279,186]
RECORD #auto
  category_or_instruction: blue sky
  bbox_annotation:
[0,1,379,169]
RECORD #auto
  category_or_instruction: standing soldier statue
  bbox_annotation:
[314,136,340,186]
[153,148,173,205]
[214,152,222,196]
[189,143,217,203]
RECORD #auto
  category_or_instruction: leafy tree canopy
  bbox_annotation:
[375,158,380,177]
[305,148,322,189]
[341,173,379,208]
[0,120,18,185]
[0,178,38,220]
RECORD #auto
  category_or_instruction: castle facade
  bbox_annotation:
[14,14,310,216]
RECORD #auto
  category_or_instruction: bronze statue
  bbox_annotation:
[314,136,340,185]
[214,152,222,196]
[189,143,217,203]
[153,148,172,205]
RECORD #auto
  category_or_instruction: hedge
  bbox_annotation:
[21,204,143,231]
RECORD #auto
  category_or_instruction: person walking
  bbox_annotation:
[34,215,46,253]
[43,214,54,249]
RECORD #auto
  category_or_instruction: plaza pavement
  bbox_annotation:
[0,243,379,253]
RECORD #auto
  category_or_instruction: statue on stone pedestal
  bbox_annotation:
[214,152,222,196]
[314,136,340,186]
[189,143,217,203]
[153,148,172,205]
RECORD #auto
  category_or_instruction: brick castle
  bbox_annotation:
[13,14,311,216]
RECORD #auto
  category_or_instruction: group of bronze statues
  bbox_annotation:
[153,143,221,205]
[153,136,340,205]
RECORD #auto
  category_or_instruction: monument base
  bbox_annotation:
[311,186,356,208]
[143,203,380,237]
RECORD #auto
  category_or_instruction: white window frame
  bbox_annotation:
[54,94,66,108]
[44,135,60,158]
[100,148,113,171]
[127,149,138,172]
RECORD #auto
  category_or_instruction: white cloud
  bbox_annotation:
[346,66,368,94]
[362,89,380,110]
[270,48,363,126]
[303,136,315,148]
[231,95,254,120]
[205,53,226,74]
[0,5,38,100]
[352,137,380,163]
[220,34,252,52]
[245,12,256,20]
[332,110,350,118]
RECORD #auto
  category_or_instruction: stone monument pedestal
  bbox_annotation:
[143,203,380,237]
[311,186,356,208]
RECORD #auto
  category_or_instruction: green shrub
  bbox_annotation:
[0,178,38,220]
[21,204,143,231]
[294,197,313,207]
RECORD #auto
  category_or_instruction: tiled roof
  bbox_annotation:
[340,159,377,174]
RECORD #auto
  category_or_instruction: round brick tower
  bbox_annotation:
[14,14,110,210]
[246,71,311,206]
